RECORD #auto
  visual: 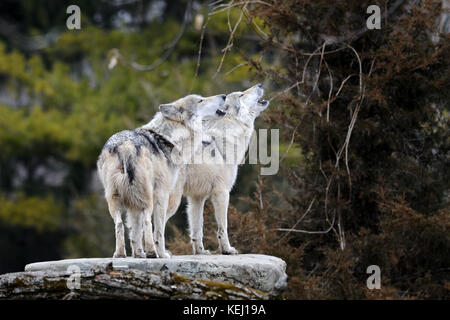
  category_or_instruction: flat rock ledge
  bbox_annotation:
[0,254,287,300]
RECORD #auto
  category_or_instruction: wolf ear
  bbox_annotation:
[228,94,241,111]
[159,104,179,120]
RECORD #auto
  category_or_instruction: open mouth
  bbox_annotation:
[258,98,268,105]
[216,109,226,117]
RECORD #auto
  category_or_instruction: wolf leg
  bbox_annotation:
[128,210,146,258]
[153,193,171,259]
[107,196,126,258]
[166,188,183,224]
[187,196,210,255]
[143,207,157,258]
[211,191,238,255]
[158,190,183,258]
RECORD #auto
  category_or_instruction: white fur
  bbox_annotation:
[97,94,225,258]
[166,84,269,255]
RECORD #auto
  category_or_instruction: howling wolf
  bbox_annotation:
[97,94,226,258]
[166,84,269,255]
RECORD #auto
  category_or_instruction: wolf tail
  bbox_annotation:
[118,141,137,184]
[114,141,149,210]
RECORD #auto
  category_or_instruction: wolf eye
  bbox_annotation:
[199,99,203,103]
[239,94,244,98]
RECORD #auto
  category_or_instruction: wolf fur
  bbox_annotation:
[97,94,226,258]
[166,84,269,255]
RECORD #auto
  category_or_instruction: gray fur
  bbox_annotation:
[97,93,226,259]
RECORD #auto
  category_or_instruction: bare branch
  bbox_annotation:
[268,81,303,102]
[225,62,248,76]
[306,42,327,108]
[213,1,248,78]
[324,60,333,123]
[109,0,192,72]
[276,209,336,235]
[276,198,316,243]
[190,13,211,92]
[209,1,272,15]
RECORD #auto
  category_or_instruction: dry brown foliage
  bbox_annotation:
[168,0,449,299]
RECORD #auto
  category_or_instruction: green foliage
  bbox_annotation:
[0,193,61,231]
[0,0,259,272]
[63,195,114,258]
[1,0,447,301]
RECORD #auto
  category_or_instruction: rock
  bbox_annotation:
[23,254,288,298]
[0,268,268,300]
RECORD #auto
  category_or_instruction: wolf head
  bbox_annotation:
[223,84,269,125]
[159,94,226,131]
[152,94,226,164]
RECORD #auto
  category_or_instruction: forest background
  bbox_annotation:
[0,0,448,299]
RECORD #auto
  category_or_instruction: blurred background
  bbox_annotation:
[0,0,448,299]
[0,0,267,272]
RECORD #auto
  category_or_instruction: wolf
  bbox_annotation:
[165,84,269,255]
[97,94,226,258]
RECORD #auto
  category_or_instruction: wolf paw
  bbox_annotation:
[145,251,157,258]
[132,251,146,259]
[156,250,171,259]
[194,249,211,255]
[159,251,171,259]
[221,247,238,255]
[113,251,126,258]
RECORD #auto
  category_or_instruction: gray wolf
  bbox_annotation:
[166,84,269,255]
[97,94,226,258]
